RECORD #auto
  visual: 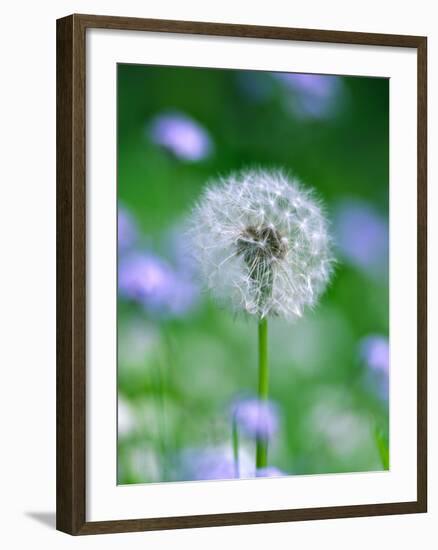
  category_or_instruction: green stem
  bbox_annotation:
[155,358,168,481]
[232,414,240,478]
[155,328,173,482]
[374,426,389,470]
[256,317,269,469]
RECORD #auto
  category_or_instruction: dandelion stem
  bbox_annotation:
[256,317,269,469]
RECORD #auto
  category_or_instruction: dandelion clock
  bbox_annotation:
[187,169,334,468]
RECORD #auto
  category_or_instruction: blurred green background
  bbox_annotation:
[117,64,389,484]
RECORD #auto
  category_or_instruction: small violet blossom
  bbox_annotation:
[274,73,344,119]
[360,334,389,400]
[232,397,279,441]
[256,466,286,478]
[118,206,138,252]
[334,199,388,277]
[118,251,198,317]
[180,446,254,481]
[149,111,213,161]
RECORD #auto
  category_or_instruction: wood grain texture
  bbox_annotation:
[416,37,428,514]
[56,14,86,535]
[56,13,428,536]
[76,501,422,535]
[74,13,426,47]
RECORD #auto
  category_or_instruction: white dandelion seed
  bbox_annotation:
[187,169,334,320]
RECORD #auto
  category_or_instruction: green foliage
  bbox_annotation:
[375,427,390,470]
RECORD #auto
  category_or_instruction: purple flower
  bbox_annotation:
[360,334,389,400]
[232,398,279,441]
[360,335,389,374]
[274,73,344,119]
[149,111,213,161]
[191,452,236,481]
[334,200,389,277]
[256,466,286,478]
[118,251,198,317]
[179,446,254,481]
[118,207,138,252]
[119,252,172,301]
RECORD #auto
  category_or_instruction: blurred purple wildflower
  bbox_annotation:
[334,200,389,277]
[180,446,254,481]
[232,397,279,441]
[118,206,138,252]
[360,334,389,400]
[360,335,389,374]
[274,72,344,119]
[118,251,198,317]
[256,466,286,478]
[149,111,213,161]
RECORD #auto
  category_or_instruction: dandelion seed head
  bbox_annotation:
[187,169,334,320]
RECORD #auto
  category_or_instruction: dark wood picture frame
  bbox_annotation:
[57,13,427,535]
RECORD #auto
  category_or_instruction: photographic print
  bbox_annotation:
[116,64,389,485]
[57,15,426,534]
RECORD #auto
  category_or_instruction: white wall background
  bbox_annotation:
[0,0,435,547]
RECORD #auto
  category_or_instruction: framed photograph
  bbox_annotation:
[56,14,427,535]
